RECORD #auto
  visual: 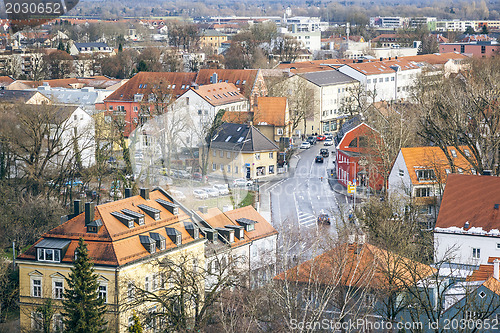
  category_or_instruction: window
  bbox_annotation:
[220,164,224,171]
[255,153,261,160]
[37,248,61,262]
[227,165,231,172]
[379,78,383,83]
[32,312,43,331]
[145,276,150,291]
[226,151,231,158]
[472,248,481,259]
[212,150,216,157]
[461,45,465,53]
[367,79,371,84]
[269,152,274,159]
[127,282,135,300]
[416,169,436,181]
[415,187,431,197]
[220,150,224,158]
[269,165,275,174]
[53,313,63,332]
[98,284,107,303]
[256,166,265,176]
[398,169,404,177]
[235,166,238,174]
[212,163,216,171]
[391,76,395,81]
[277,128,283,135]
[53,280,63,299]
[481,45,486,54]
[32,278,42,297]
[451,149,457,158]
[152,274,159,291]
[479,291,486,298]
[198,109,202,115]
[385,77,389,82]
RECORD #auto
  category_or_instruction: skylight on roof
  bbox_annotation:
[242,80,246,84]
[237,126,241,131]
[225,135,232,142]
[236,80,240,85]
[237,137,244,143]
[205,96,211,100]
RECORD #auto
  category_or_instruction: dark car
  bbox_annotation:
[320,148,329,157]
[315,156,324,163]
[317,135,326,141]
[317,213,331,225]
[307,136,317,145]
[192,172,203,181]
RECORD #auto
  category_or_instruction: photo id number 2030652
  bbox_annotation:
[5,2,61,14]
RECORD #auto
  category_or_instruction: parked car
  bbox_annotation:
[233,178,254,187]
[315,155,324,163]
[192,172,203,181]
[213,184,230,195]
[300,142,311,149]
[317,213,331,225]
[317,135,326,141]
[169,190,186,201]
[203,187,220,197]
[193,189,209,199]
[307,136,317,145]
[320,148,329,157]
[172,170,191,179]
[324,138,334,146]
[64,180,83,187]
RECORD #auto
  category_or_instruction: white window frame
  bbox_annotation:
[472,248,481,259]
[31,277,42,298]
[31,311,43,331]
[52,279,64,300]
[98,283,108,303]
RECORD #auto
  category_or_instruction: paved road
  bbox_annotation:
[261,142,350,234]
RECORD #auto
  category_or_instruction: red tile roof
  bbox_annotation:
[400,146,475,185]
[221,111,253,124]
[105,72,197,102]
[345,59,419,75]
[18,189,204,266]
[435,174,500,232]
[190,82,246,107]
[195,69,259,95]
[276,59,351,74]
[401,52,468,65]
[254,97,287,127]
[274,242,435,289]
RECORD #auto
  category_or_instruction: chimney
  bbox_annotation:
[74,200,83,216]
[494,259,499,280]
[124,188,132,198]
[140,188,149,200]
[199,206,208,214]
[85,202,95,226]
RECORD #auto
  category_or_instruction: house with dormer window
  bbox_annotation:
[388,146,476,227]
[17,188,207,332]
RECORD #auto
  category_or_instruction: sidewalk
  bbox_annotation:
[328,168,370,201]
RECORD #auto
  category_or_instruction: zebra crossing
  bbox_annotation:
[297,211,317,228]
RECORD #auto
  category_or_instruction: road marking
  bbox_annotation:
[267,178,287,192]
[297,211,316,228]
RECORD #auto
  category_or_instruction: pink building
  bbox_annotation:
[439,42,500,57]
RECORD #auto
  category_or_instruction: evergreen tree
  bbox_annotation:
[65,43,71,54]
[62,238,107,333]
[128,311,143,333]
[118,43,123,52]
[36,299,55,333]
[57,41,65,51]
[481,25,489,35]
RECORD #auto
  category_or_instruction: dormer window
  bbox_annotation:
[138,204,161,220]
[150,232,167,251]
[236,218,257,232]
[35,238,70,263]
[165,227,182,245]
[416,169,436,181]
[139,235,156,254]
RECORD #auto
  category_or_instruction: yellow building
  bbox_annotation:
[17,188,206,332]
[199,30,229,51]
[205,123,279,180]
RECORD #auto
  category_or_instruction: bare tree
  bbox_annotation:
[415,57,500,176]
